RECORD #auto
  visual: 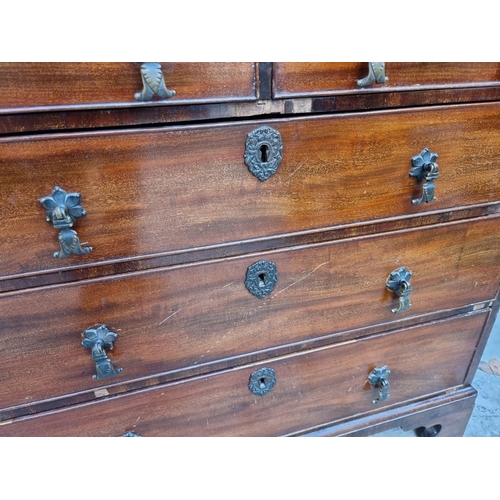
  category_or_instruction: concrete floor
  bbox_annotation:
[464,312,500,436]
[375,312,500,437]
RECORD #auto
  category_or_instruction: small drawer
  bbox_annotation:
[273,62,500,98]
[0,216,499,414]
[1,102,500,278]
[0,63,257,113]
[0,311,487,436]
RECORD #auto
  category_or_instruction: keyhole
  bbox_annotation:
[259,378,267,389]
[258,273,266,287]
[259,144,270,163]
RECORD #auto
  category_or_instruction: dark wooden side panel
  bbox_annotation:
[0,312,487,436]
[274,62,500,98]
[0,63,257,112]
[0,217,498,411]
[1,103,500,278]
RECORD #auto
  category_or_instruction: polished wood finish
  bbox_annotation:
[0,312,487,436]
[301,386,477,437]
[4,87,500,135]
[1,216,498,413]
[0,63,257,112]
[2,203,498,293]
[1,62,499,437]
[274,62,500,98]
[2,102,500,279]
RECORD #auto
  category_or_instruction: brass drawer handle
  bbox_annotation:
[81,325,123,380]
[135,62,176,101]
[368,365,391,403]
[249,367,276,396]
[386,267,413,313]
[39,186,92,258]
[410,148,440,205]
[357,62,388,87]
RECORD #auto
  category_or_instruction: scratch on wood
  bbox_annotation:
[159,309,182,325]
[288,160,306,178]
[272,260,330,298]
[222,282,235,288]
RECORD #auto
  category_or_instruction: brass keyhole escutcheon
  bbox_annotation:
[245,260,278,298]
[249,367,276,396]
[244,126,283,181]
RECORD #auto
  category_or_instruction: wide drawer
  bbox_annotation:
[2,102,500,278]
[1,216,499,413]
[0,312,487,436]
[274,62,500,98]
[0,63,257,113]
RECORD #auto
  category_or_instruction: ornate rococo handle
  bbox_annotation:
[39,186,92,258]
[410,148,440,205]
[368,365,391,403]
[357,62,389,87]
[386,267,413,313]
[81,325,123,380]
[135,62,176,101]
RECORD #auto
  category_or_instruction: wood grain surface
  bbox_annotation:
[0,63,257,112]
[274,62,500,98]
[3,87,500,135]
[0,216,498,412]
[301,387,477,437]
[1,102,500,278]
[0,312,487,436]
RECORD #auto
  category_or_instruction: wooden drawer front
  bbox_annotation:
[2,103,500,278]
[1,216,499,412]
[274,62,500,98]
[0,63,257,113]
[0,312,487,436]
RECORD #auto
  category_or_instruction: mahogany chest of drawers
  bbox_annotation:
[1,62,499,437]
